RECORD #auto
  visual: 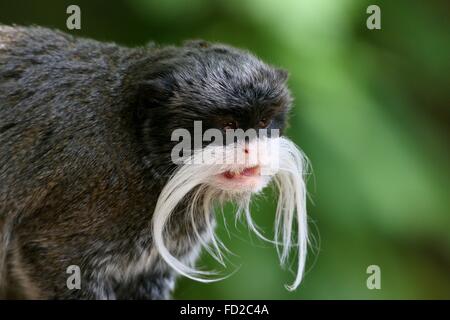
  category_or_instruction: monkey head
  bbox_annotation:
[131,40,309,290]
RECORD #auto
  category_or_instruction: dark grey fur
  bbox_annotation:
[0,25,292,299]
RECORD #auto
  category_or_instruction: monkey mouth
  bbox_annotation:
[222,166,261,179]
[212,165,270,192]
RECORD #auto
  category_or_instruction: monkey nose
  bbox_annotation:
[244,141,250,154]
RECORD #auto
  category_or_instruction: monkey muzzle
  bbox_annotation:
[153,136,309,291]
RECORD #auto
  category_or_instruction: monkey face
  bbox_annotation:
[136,40,293,191]
[133,41,309,290]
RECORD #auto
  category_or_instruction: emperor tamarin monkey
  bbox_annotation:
[0,25,309,299]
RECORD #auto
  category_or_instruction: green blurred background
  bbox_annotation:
[1,0,448,299]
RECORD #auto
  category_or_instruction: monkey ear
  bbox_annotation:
[138,77,174,108]
[275,68,289,82]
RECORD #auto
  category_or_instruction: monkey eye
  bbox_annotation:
[223,120,238,130]
[258,118,271,128]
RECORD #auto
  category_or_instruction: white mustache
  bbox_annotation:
[152,136,310,290]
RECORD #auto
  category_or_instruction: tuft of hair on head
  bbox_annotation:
[151,136,310,290]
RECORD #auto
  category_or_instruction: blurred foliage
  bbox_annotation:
[1,0,448,299]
